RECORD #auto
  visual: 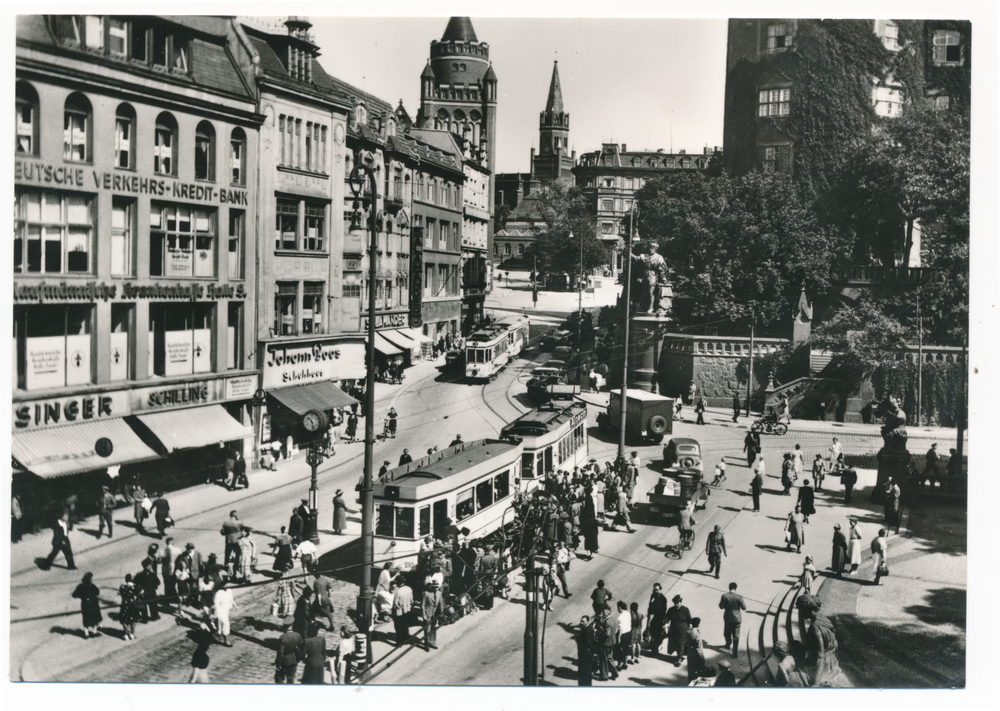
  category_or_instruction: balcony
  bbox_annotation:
[385,195,404,215]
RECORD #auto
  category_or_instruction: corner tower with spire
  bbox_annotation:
[531,60,575,182]
[416,16,497,180]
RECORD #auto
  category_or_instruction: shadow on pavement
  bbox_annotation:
[903,586,966,629]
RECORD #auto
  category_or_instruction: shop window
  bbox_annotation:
[14,304,93,390]
[14,189,92,274]
[767,23,792,50]
[194,121,215,181]
[149,302,213,377]
[63,93,91,162]
[115,104,136,169]
[275,198,298,250]
[227,302,243,370]
[149,202,215,278]
[230,128,246,185]
[111,198,135,276]
[303,203,326,252]
[110,304,133,381]
[302,282,324,334]
[758,88,791,117]
[932,30,962,65]
[154,112,177,176]
[456,488,474,521]
[275,282,298,336]
[15,82,38,155]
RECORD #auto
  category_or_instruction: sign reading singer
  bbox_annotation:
[262,338,366,389]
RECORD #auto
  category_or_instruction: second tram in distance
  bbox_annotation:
[500,400,589,487]
[465,315,530,381]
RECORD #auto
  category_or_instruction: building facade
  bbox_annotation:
[573,143,721,273]
[233,17,366,462]
[722,19,971,180]
[14,15,262,506]
[460,157,491,333]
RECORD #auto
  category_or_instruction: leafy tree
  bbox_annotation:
[808,297,910,373]
[523,181,608,278]
[635,170,833,334]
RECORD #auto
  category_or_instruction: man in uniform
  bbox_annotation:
[646,582,668,656]
[706,524,727,579]
[97,486,116,538]
[274,616,303,684]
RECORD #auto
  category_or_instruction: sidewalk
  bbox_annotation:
[816,499,967,687]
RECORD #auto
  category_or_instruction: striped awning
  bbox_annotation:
[380,329,420,353]
[268,381,359,415]
[12,418,160,479]
[371,332,402,357]
[134,405,252,453]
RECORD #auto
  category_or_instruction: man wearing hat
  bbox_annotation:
[665,594,692,667]
[213,580,236,646]
[706,524,727,579]
[96,485,116,538]
[378,460,391,483]
[333,489,355,535]
[715,660,737,686]
[312,569,336,630]
[274,616,303,684]
[398,449,413,466]
[220,511,241,571]
[289,505,305,544]
[477,543,499,609]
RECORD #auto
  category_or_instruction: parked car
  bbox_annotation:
[597,389,674,444]
[662,437,703,473]
[552,345,575,362]
[540,330,571,351]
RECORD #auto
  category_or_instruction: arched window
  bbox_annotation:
[154,112,177,176]
[417,174,425,200]
[115,104,136,169]
[435,108,449,131]
[63,93,92,162]
[15,82,38,155]
[230,128,246,185]
[194,121,215,181]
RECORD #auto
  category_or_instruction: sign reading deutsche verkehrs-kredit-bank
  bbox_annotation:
[15,159,250,205]
[262,338,366,390]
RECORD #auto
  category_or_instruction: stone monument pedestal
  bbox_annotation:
[627,312,672,393]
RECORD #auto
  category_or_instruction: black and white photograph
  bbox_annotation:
[5,0,994,701]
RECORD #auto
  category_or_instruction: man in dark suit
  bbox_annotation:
[43,513,75,570]
[751,469,763,512]
[732,394,741,423]
[646,582,668,655]
[743,430,761,468]
[575,615,595,685]
[797,479,816,524]
[398,449,413,466]
[719,582,746,656]
[220,511,241,569]
[274,617,303,684]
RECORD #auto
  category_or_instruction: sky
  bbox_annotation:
[255,15,729,174]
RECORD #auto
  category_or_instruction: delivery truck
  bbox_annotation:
[596,389,674,444]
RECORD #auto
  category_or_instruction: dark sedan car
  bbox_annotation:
[662,437,703,473]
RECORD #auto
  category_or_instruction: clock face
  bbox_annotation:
[303,410,325,433]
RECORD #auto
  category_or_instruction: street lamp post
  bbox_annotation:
[616,208,637,465]
[301,410,328,545]
[348,155,379,648]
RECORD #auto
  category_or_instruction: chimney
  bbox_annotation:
[656,148,663,153]
[704,145,712,155]
[679,149,686,154]
[622,144,627,153]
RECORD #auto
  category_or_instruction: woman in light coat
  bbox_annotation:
[847,517,863,574]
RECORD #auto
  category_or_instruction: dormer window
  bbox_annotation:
[387,117,396,137]
[356,104,367,127]
[289,46,313,81]
[767,23,792,51]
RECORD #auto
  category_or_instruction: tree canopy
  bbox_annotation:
[523,181,608,277]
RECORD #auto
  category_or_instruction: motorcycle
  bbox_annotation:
[750,414,788,436]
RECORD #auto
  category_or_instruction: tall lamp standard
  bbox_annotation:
[616,207,638,467]
[301,410,328,545]
[347,155,379,647]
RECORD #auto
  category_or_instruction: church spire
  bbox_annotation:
[546,60,564,113]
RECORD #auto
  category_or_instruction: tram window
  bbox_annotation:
[456,488,474,521]
[495,470,510,500]
[521,453,534,477]
[433,499,449,534]
[476,479,494,510]
[536,452,544,478]
[395,507,415,539]
[376,504,394,537]
[419,505,431,536]
[544,446,553,474]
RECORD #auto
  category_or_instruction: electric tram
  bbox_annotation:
[464,315,530,381]
[372,437,523,569]
[499,401,589,489]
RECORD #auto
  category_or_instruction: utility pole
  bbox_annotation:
[575,230,585,388]
[522,565,540,685]
[617,206,636,464]
[916,288,923,425]
[532,255,538,308]
[746,307,755,418]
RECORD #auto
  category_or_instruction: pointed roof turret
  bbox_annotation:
[441,17,478,42]
[545,60,564,113]
[484,63,497,82]
[421,60,436,80]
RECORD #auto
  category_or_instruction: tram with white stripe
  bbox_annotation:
[372,438,523,569]
[465,315,530,381]
[500,401,589,489]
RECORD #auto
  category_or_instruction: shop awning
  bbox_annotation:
[398,327,432,344]
[268,381,359,415]
[380,329,420,353]
[134,405,252,453]
[372,332,402,357]
[11,419,161,479]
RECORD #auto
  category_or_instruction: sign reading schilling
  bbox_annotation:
[262,339,366,390]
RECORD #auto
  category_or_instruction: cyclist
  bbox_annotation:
[677,502,696,551]
[710,460,727,487]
